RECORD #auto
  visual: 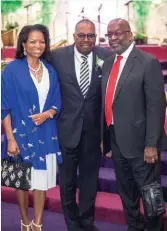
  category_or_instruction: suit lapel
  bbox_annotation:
[67,45,84,98]
[113,47,137,104]
[86,51,96,97]
[103,57,115,94]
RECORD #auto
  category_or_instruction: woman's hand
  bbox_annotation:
[7,139,20,156]
[28,111,50,126]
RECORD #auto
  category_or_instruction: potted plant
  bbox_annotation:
[134,33,148,45]
[1,0,22,46]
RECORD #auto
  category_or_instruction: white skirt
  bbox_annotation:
[30,154,57,191]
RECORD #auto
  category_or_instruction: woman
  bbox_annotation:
[1,24,61,231]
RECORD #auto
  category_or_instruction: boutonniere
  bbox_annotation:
[96,56,104,69]
[95,56,104,77]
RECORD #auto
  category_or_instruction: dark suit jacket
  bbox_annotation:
[102,46,167,157]
[51,45,112,149]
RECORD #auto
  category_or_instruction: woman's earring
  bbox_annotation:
[23,48,27,56]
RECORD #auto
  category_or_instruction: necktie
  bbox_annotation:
[105,55,123,126]
[80,55,89,97]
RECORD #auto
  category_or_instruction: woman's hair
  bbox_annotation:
[15,24,51,62]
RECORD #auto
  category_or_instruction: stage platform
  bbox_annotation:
[2,184,167,228]
[2,45,167,81]
[1,45,167,228]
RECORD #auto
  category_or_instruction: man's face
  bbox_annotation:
[106,21,133,55]
[73,23,96,55]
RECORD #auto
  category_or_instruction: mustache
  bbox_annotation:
[81,42,92,45]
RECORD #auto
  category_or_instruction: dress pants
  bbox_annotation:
[109,125,163,231]
[58,131,101,231]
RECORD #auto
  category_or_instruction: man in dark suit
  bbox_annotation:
[102,18,166,231]
[51,19,111,231]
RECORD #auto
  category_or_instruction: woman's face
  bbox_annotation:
[23,30,46,58]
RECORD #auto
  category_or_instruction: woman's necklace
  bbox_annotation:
[28,60,41,73]
[28,61,43,83]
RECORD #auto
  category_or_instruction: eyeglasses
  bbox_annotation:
[76,33,96,40]
[105,31,130,39]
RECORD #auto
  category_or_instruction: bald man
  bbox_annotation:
[102,18,166,231]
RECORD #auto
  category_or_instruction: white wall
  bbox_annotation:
[2,0,167,46]
[55,0,128,44]
[127,0,167,44]
[146,1,167,44]
[1,0,128,45]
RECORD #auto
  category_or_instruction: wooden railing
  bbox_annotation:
[1,26,166,49]
[1,27,20,47]
[50,39,68,50]
[1,27,68,49]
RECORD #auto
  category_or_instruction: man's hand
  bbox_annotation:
[29,111,50,126]
[105,151,112,158]
[144,147,158,164]
[100,140,112,157]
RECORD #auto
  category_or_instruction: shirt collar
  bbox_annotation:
[74,45,92,61]
[116,42,134,60]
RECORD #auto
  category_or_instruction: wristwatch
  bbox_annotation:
[48,110,54,119]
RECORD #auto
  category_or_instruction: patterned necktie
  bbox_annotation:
[80,55,89,97]
[105,55,123,126]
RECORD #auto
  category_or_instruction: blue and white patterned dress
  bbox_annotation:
[1,58,62,190]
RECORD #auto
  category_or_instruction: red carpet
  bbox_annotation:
[2,186,167,228]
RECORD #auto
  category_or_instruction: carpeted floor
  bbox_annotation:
[1,202,127,231]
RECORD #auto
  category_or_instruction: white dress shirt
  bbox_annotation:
[110,42,134,124]
[74,46,93,86]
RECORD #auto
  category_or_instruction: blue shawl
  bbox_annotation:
[1,58,62,170]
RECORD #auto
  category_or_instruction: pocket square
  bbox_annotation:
[98,75,102,78]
